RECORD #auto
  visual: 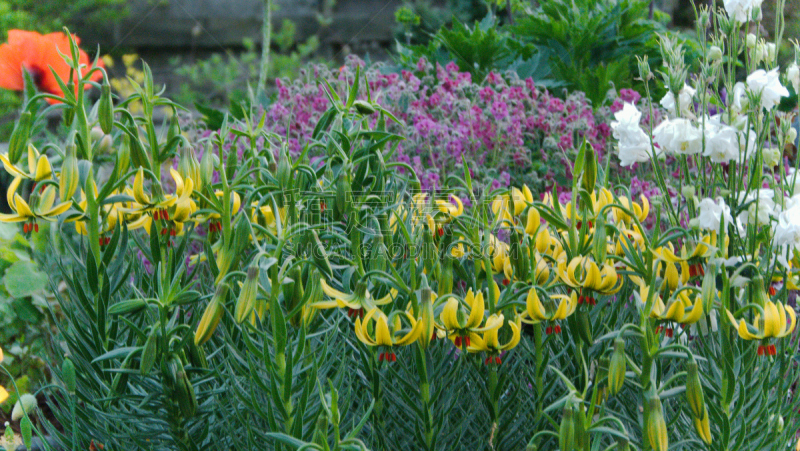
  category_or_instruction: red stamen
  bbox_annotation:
[379,352,384,362]
[454,337,461,347]
[23,224,28,233]
[769,344,777,356]
[656,326,663,334]
[578,296,584,304]
[320,201,326,213]
[494,356,502,365]
[33,223,39,233]
[698,265,705,276]
[465,336,471,347]
[170,229,176,236]
[390,353,396,362]
[757,345,765,356]
[438,227,444,237]
[546,326,553,335]
[666,328,673,338]
[502,278,510,286]
[484,357,491,365]
[769,286,776,296]
[554,325,561,334]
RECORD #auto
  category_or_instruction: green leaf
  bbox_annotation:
[3,261,47,298]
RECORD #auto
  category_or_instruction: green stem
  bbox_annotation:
[257,0,273,99]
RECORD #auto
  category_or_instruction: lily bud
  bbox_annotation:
[59,144,79,202]
[558,406,574,451]
[194,284,229,345]
[199,144,215,189]
[581,142,597,194]
[276,148,291,188]
[685,361,705,419]
[99,84,114,134]
[235,266,260,324]
[608,338,626,395]
[645,396,668,451]
[334,171,351,221]
[694,409,712,444]
[8,111,32,164]
[140,328,158,375]
[62,357,76,394]
[593,213,607,263]
[700,261,717,312]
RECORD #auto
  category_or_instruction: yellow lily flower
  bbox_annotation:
[525,289,578,325]
[312,279,397,315]
[250,202,287,233]
[467,313,522,364]
[440,288,498,346]
[355,308,424,362]
[0,145,52,181]
[558,257,622,299]
[199,189,242,233]
[0,177,71,230]
[126,168,192,221]
[611,194,650,226]
[649,287,705,325]
[725,301,796,343]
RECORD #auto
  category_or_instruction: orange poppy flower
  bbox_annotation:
[0,30,104,104]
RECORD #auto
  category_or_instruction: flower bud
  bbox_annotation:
[99,84,114,134]
[59,144,79,202]
[276,148,291,188]
[681,185,696,198]
[700,261,717,312]
[788,127,798,145]
[62,357,76,394]
[581,142,597,194]
[593,213,607,264]
[646,395,668,451]
[746,33,757,49]
[235,266,260,324]
[694,409,712,444]
[140,328,158,375]
[685,361,705,419]
[418,275,435,350]
[194,284,229,345]
[199,143,216,190]
[708,45,723,61]
[353,100,376,115]
[334,171,352,221]
[608,338,626,395]
[765,43,777,64]
[8,111,32,164]
[178,147,202,193]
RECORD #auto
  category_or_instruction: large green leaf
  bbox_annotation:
[3,260,47,298]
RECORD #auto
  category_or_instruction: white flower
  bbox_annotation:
[723,0,763,23]
[763,147,781,168]
[730,82,749,115]
[746,68,789,110]
[787,63,800,95]
[702,123,740,163]
[611,102,654,167]
[660,84,696,117]
[774,203,800,250]
[697,197,736,232]
[653,118,703,155]
[736,189,775,226]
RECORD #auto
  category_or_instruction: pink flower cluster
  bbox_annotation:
[263,56,611,192]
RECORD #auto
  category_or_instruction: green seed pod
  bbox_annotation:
[140,327,159,375]
[353,99,376,115]
[62,357,76,394]
[608,338,626,395]
[685,361,705,419]
[235,266,260,324]
[8,111,32,164]
[646,396,668,451]
[99,84,114,134]
[558,406,575,451]
[59,143,79,202]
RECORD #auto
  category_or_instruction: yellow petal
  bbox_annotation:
[374,314,393,346]
[0,154,29,179]
[33,155,52,181]
[440,298,462,330]
[133,168,150,205]
[500,316,522,351]
[526,288,547,321]
[12,193,33,218]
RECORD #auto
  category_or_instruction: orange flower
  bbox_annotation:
[0,30,103,103]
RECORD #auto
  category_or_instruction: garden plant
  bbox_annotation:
[0,1,798,451]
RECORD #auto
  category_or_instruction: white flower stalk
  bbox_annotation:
[723,0,763,23]
[746,68,789,111]
[611,102,655,167]
[653,118,702,155]
[660,84,696,117]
